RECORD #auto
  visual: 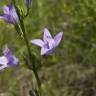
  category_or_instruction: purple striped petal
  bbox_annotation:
[54,32,63,47]
[0,56,8,65]
[9,3,18,23]
[43,28,52,42]
[48,39,55,49]
[0,14,16,24]
[3,46,19,67]
[7,55,19,66]
[0,56,8,70]
[41,47,53,55]
[41,47,49,55]
[2,6,9,14]
[31,39,44,47]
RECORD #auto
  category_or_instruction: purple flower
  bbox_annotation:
[31,28,63,55]
[26,0,32,8]
[0,46,19,70]
[0,3,18,24]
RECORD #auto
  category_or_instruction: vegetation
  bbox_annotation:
[0,0,96,96]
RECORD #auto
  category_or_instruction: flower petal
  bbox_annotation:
[9,3,18,23]
[54,32,63,47]
[41,47,49,55]
[41,47,53,55]
[31,39,44,47]
[7,56,19,66]
[0,64,8,71]
[0,15,5,20]
[48,39,55,49]
[3,46,12,57]
[3,46,19,66]
[2,6,9,14]
[43,28,52,42]
[0,56,8,65]
[0,14,14,24]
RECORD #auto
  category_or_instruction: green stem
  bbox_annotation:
[20,19,41,93]
[13,1,41,95]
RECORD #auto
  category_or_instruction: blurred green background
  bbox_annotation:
[0,0,96,96]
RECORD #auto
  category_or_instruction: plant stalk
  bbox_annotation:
[13,1,41,95]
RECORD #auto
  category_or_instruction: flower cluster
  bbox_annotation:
[0,1,63,71]
[0,1,63,96]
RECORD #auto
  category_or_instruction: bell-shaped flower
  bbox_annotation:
[0,3,18,24]
[0,46,19,70]
[31,28,63,55]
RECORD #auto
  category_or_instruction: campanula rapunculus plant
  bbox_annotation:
[0,3,18,24]
[31,28,63,55]
[0,1,63,95]
[0,46,19,70]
